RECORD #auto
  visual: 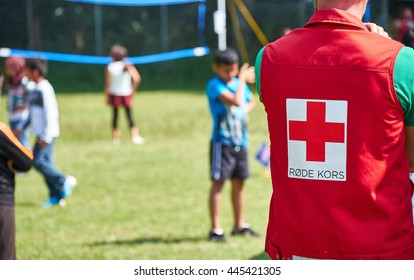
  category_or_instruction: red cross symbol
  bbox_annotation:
[289,101,345,162]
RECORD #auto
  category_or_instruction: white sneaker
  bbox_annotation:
[132,136,144,144]
[113,138,120,144]
[62,176,77,199]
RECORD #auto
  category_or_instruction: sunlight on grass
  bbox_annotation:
[11,90,272,260]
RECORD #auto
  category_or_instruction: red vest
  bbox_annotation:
[261,9,414,259]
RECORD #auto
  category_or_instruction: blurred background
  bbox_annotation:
[0,0,410,92]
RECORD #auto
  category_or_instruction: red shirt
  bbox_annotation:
[396,16,414,42]
[260,9,414,259]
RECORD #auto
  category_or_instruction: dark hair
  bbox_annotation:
[26,58,48,76]
[214,48,239,65]
[110,44,128,61]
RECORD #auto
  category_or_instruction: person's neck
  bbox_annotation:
[34,76,44,83]
[316,0,367,19]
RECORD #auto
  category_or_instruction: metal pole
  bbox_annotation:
[26,0,35,49]
[160,5,169,52]
[380,0,389,30]
[94,4,103,55]
[215,0,226,50]
[363,0,371,22]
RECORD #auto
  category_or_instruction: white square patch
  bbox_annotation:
[286,99,347,181]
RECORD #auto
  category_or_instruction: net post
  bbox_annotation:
[214,0,227,50]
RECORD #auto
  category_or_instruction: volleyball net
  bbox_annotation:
[0,0,209,64]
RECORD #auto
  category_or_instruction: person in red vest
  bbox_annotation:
[256,0,414,259]
[0,122,33,259]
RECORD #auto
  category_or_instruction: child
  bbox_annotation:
[0,122,33,259]
[105,44,144,144]
[15,58,76,208]
[206,48,259,242]
[4,57,31,148]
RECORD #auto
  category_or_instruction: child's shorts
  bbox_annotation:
[210,141,250,181]
[109,94,132,108]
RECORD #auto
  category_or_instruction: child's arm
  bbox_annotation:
[14,115,31,137]
[126,64,141,94]
[104,66,111,104]
[219,63,255,106]
[246,96,256,113]
[39,84,59,146]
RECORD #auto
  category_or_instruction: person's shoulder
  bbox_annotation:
[397,46,414,58]
[207,76,219,84]
[366,30,404,47]
[0,121,8,131]
[38,79,55,93]
[0,122,13,138]
[395,46,414,77]
[206,77,226,100]
[206,76,220,89]
[40,79,53,87]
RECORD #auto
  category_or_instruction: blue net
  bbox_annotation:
[0,47,208,65]
[0,0,209,64]
[66,0,204,6]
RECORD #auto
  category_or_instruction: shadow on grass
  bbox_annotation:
[16,202,41,208]
[87,236,206,247]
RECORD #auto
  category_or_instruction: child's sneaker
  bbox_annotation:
[231,225,261,237]
[41,197,65,208]
[62,175,77,199]
[208,229,228,242]
[132,136,144,144]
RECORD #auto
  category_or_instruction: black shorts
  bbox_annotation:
[210,142,250,181]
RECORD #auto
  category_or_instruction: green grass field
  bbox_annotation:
[7,90,273,260]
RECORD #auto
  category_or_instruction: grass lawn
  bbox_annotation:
[8,90,273,260]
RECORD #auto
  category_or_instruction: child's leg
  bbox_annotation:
[125,107,135,129]
[126,107,141,135]
[125,107,139,137]
[209,179,225,230]
[231,178,245,230]
[125,106,144,143]
[123,96,138,136]
[112,107,120,142]
[33,140,66,198]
